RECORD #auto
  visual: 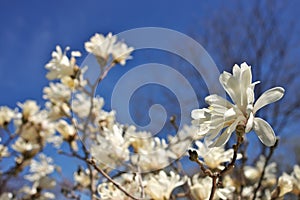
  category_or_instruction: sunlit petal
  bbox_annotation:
[253,117,276,147]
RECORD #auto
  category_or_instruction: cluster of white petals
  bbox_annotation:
[193,140,242,170]
[85,33,134,66]
[91,124,130,169]
[0,32,295,200]
[192,62,285,147]
[244,155,277,186]
[0,106,15,128]
[188,174,234,199]
[144,171,187,200]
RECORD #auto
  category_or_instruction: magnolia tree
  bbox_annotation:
[0,31,299,200]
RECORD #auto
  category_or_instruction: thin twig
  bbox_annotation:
[188,127,244,200]
[220,135,243,176]
[87,158,141,200]
[209,176,218,200]
[252,139,279,200]
[170,115,179,132]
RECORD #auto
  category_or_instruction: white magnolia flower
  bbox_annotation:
[74,168,91,188]
[85,32,133,66]
[277,173,293,197]
[111,42,134,66]
[0,193,13,200]
[192,140,242,170]
[0,144,9,158]
[130,136,176,172]
[12,137,40,155]
[98,173,141,200]
[144,171,186,200]
[43,82,71,103]
[21,182,55,200]
[291,165,300,195]
[45,45,80,80]
[188,174,234,200]
[85,33,117,66]
[72,93,104,118]
[0,106,15,127]
[244,155,277,187]
[25,154,55,182]
[168,125,198,158]
[192,62,284,147]
[17,100,40,121]
[55,120,77,150]
[91,124,130,169]
[15,108,56,145]
[43,83,71,119]
[55,120,76,140]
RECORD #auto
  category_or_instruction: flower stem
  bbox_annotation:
[252,139,279,200]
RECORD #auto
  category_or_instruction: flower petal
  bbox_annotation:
[245,112,254,133]
[205,94,233,108]
[209,118,239,147]
[253,87,285,114]
[191,109,206,119]
[253,117,276,146]
[219,72,240,105]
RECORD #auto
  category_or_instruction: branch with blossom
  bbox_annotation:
[0,32,297,200]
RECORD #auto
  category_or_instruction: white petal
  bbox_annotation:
[245,112,254,133]
[209,119,238,147]
[247,87,255,105]
[224,108,236,121]
[219,73,240,105]
[253,87,285,113]
[205,94,233,108]
[206,125,223,140]
[191,109,205,119]
[253,117,276,147]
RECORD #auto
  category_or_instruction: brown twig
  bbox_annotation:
[209,176,218,200]
[252,139,279,200]
[170,115,179,132]
[188,127,244,200]
[87,158,141,200]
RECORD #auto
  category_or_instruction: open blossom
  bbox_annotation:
[111,42,134,66]
[43,82,71,103]
[74,167,92,188]
[55,120,77,151]
[45,45,81,80]
[17,100,40,121]
[291,165,300,195]
[85,33,133,66]
[25,154,55,182]
[192,62,284,147]
[0,106,15,127]
[129,133,176,171]
[43,83,71,119]
[244,155,277,186]
[72,93,105,118]
[98,174,141,200]
[277,173,293,197]
[144,171,186,200]
[188,174,234,200]
[168,125,198,158]
[21,181,55,200]
[91,124,130,169]
[192,140,242,170]
[12,137,40,156]
[0,144,9,158]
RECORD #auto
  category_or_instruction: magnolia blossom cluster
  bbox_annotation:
[192,63,284,147]
[0,32,298,200]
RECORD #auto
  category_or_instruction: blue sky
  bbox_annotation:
[0,0,218,107]
[0,0,223,185]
